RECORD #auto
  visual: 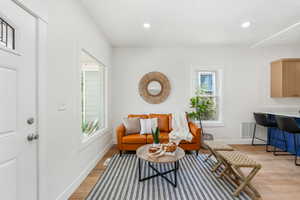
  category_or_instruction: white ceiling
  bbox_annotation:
[81,0,300,47]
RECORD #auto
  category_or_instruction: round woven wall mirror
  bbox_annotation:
[139,72,171,104]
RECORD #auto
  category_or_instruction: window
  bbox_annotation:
[0,18,15,50]
[198,71,216,96]
[80,50,106,137]
[191,67,223,125]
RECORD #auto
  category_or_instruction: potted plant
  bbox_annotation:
[151,127,160,147]
[187,89,216,129]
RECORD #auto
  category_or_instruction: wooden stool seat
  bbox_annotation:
[205,141,234,151]
[218,151,261,168]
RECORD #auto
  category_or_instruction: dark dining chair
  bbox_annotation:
[275,116,300,166]
[252,113,277,152]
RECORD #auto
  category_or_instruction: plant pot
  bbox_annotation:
[152,143,160,148]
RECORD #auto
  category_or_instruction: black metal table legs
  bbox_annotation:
[138,158,179,187]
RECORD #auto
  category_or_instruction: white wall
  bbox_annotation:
[112,46,300,143]
[15,0,48,20]
[43,0,112,199]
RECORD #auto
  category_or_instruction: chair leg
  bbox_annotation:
[295,157,300,166]
[283,132,288,150]
[266,128,272,152]
[252,124,268,146]
[204,153,212,162]
[272,132,279,156]
[233,167,261,198]
[294,134,300,166]
[266,144,271,152]
[196,150,199,156]
[251,124,257,146]
[211,161,222,172]
[119,150,122,157]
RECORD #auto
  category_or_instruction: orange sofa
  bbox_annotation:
[116,114,202,155]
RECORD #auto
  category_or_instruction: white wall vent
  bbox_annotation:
[240,122,267,140]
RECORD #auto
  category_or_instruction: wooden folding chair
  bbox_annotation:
[217,151,262,199]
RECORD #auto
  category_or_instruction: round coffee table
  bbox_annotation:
[136,144,185,187]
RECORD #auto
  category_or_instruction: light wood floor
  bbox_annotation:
[69,145,300,200]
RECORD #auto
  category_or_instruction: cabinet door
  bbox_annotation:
[295,62,300,96]
[283,62,299,97]
[271,61,283,97]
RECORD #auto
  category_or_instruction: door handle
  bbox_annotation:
[27,134,39,141]
[34,134,39,140]
[27,134,34,141]
[27,117,34,125]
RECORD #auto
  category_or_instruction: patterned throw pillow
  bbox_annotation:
[140,118,158,135]
[122,117,141,135]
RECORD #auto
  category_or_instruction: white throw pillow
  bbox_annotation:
[140,118,158,134]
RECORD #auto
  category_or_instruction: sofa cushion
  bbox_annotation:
[122,134,147,144]
[149,114,172,132]
[122,117,141,135]
[128,114,148,119]
[146,132,169,143]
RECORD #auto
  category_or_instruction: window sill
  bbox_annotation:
[80,127,108,150]
[194,120,224,128]
[0,46,21,56]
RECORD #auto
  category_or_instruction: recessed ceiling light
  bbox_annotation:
[241,21,251,28]
[143,23,151,29]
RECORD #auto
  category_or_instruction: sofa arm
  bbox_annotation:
[116,124,126,149]
[188,122,202,142]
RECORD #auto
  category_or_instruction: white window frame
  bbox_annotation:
[0,14,20,56]
[79,48,108,146]
[191,66,224,127]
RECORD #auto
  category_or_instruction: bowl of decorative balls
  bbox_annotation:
[162,142,177,156]
[147,142,178,158]
[148,145,164,158]
[148,146,160,153]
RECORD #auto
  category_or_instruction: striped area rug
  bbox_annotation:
[86,154,251,200]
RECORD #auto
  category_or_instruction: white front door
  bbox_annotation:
[0,1,38,200]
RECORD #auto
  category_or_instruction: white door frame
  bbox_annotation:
[11,1,48,199]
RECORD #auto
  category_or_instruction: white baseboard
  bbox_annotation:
[55,141,113,200]
[213,138,265,145]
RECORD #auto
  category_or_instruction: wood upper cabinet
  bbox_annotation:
[271,58,300,97]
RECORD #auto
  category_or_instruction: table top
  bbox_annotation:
[136,144,185,163]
